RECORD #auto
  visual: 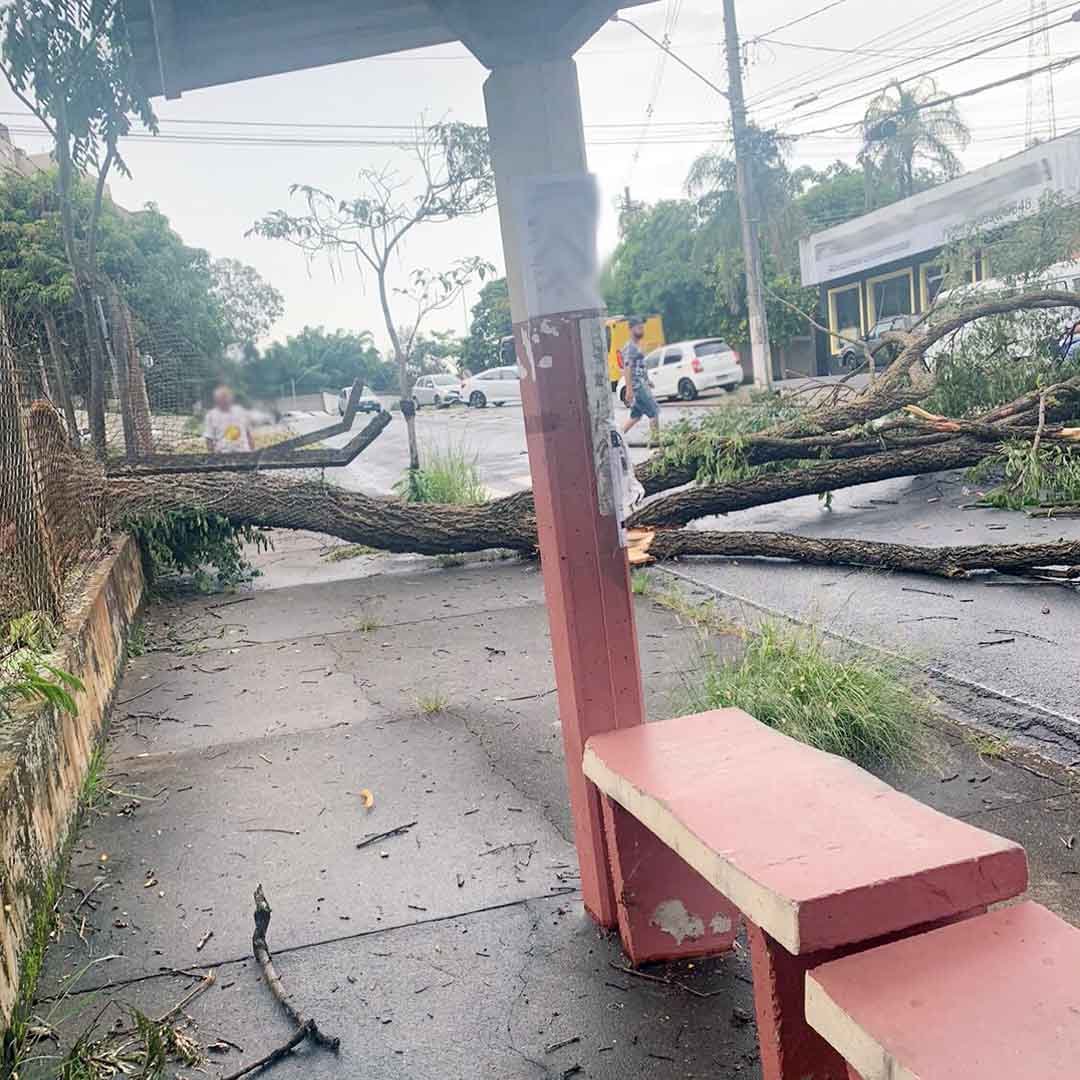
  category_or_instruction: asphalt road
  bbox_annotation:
[289,395,1080,759]
[288,392,718,497]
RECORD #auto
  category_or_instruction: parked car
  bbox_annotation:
[412,373,462,408]
[337,386,382,415]
[461,365,522,408]
[838,314,922,367]
[617,338,743,403]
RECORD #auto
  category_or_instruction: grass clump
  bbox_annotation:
[395,442,488,505]
[681,622,917,767]
[126,622,148,658]
[630,570,653,596]
[650,580,740,637]
[417,692,450,715]
[354,616,380,633]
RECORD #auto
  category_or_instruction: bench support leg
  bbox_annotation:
[746,920,850,1080]
[600,796,740,965]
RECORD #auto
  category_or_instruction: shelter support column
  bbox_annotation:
[483,60,646,925]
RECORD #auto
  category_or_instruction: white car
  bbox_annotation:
[412,374,462,408]
[461,365,522,408]
[618,338,743,403]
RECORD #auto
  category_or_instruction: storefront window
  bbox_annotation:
[827,284,862,355]
[867,269,914,325]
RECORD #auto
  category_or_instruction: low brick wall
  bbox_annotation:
[0,535,143,1023]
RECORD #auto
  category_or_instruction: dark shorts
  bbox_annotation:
[629,383,659,420]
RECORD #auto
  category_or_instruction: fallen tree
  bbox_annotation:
[82,289,1080,585]
[631,529,1080,581]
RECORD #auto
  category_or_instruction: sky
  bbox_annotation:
[2,0,1079,353]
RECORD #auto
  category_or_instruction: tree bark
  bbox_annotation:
[628,437,992,529]
[104,473,538,554]
[638,529,1080,579]
[40,308,80,449]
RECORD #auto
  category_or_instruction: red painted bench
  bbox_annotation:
[583,709,1029,1080]
[806,901,1080,1079]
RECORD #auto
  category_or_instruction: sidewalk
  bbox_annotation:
[28,539,1080,1078]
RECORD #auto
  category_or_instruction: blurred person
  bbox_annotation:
[204,385,254,453]
[620,317,660,444]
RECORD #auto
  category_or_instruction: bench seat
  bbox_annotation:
[583,708,1028,955]
[806,901,1080,1080]
[583,708,1030,1080]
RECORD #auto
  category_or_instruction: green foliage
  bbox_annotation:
[630,570,653,596]
[124,509,270,591]
[395,442,488,505]
[681,622,918,766]
[0,1,157,181]
[601,199,720,343]
[655,392,806,485]
[80,746,108,812]
[462,277,511,373]
[253,325,390,399]
[976,442,1080,510]
[209,257,284,347]
[927,330,1080,418]
[0,612,82,723]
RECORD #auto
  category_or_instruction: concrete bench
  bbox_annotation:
[583,709,1029,1080]
[806,901,1080,1079]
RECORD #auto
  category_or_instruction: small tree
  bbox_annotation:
[250,122,496,472]
[1,0,157,456]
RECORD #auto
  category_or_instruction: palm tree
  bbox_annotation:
[859,78,970,202]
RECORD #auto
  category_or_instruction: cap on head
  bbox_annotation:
[628,316,645,329]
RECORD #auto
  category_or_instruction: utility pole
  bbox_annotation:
[722,0,772,389]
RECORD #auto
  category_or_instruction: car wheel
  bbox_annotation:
[619,385,629,406]
[470,391,487,408]
[677,378,698,401]
[412,396,420,410]
[433,394,441,407]
[723,382,738,393]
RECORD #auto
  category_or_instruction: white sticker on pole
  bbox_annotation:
[516,173,602,319]
[579,316,615,520]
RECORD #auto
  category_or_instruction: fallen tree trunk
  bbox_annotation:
[627,437,992,529]
[105,472,539,554]
[634,529,1080,579]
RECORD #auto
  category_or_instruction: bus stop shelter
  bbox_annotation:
[123,0,659,928]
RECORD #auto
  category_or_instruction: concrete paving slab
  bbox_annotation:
[144,560,546,646]
[42,717,575,994]
[31,895,761,1080]
[109,638,372,757]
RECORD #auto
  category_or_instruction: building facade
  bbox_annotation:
[800,130,1080,373]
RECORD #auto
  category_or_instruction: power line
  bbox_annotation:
[788,53,1080,137]
[746,0,851,44]
[755,0,1079,118]
[748,0,1021,111]
[762,4,1080,126]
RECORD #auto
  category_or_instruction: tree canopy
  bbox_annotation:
[461,277,511,373]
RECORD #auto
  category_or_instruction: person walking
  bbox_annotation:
[620,317,660,445]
